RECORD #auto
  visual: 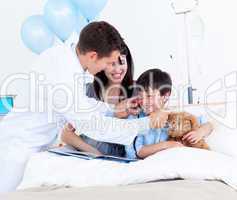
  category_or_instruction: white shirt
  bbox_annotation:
[0,45,150,146]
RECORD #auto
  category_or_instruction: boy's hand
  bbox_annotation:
[182,130,204,144]
[163,141,184,149]
[150,110,169,129]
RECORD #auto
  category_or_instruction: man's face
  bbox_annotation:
[87,50,121,75]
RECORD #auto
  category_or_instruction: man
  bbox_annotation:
[0,21,164,192]
[23,21,163,145]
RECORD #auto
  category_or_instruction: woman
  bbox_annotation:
[61,44,136,157]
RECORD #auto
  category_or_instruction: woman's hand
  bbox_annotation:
[114,96,141,118]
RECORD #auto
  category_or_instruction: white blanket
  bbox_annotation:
[18,147,237,190]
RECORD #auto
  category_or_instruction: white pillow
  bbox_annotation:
[176,102,237,157]
[205,121,237,157]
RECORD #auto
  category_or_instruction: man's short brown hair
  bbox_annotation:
[77,21,125,58]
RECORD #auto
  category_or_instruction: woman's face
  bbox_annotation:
[104,55,128,85]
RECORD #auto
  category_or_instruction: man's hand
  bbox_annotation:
[150,110,169,129]
[114,96,141,118]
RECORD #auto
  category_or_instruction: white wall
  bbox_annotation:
[0,0,237,108]
[0,0,46,108]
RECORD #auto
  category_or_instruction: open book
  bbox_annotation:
[48,145,138,163]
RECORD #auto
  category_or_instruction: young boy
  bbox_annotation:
[125,69,213,159]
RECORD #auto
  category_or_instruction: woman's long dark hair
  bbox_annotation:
[93,43,134,101]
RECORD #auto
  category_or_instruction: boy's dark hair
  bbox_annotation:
[136,68,172,96]
[77,21,125,58]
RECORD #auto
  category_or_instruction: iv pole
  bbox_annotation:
[171,0,199,104]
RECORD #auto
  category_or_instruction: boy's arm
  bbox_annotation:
[61,126,103,155]
[183,122,214,144]
[199,122,214,137]
[137,141,184,159]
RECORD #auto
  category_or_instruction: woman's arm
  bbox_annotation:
[61,125,103,155]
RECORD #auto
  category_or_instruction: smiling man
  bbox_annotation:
[0,21,163,192]
[25,21,154,145]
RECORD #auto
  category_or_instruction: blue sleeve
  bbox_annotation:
[134,135,145,153]
[125,134,144,159]
[160,129,169,142]
[105,113,138,118]
[105,110,114,117]
[198,115,208,125]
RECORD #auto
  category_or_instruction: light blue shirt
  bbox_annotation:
[125,112,207,159]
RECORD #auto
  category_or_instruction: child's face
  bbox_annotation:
[139,88,170,115]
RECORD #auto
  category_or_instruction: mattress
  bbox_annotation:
[1,180,237,200]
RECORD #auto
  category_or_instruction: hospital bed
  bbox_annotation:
[1,102,237,199]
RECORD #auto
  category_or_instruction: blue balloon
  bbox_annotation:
[44,0,77,41]
[75,11,88,34]
[21,15,54,54]
[72,0,108,21]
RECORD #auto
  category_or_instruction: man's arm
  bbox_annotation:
[62,82,153,145]
[31,46,155,146]
[65,108,150,145]
[64,94,171,145]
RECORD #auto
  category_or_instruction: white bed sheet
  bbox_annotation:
[18,147,237,190]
